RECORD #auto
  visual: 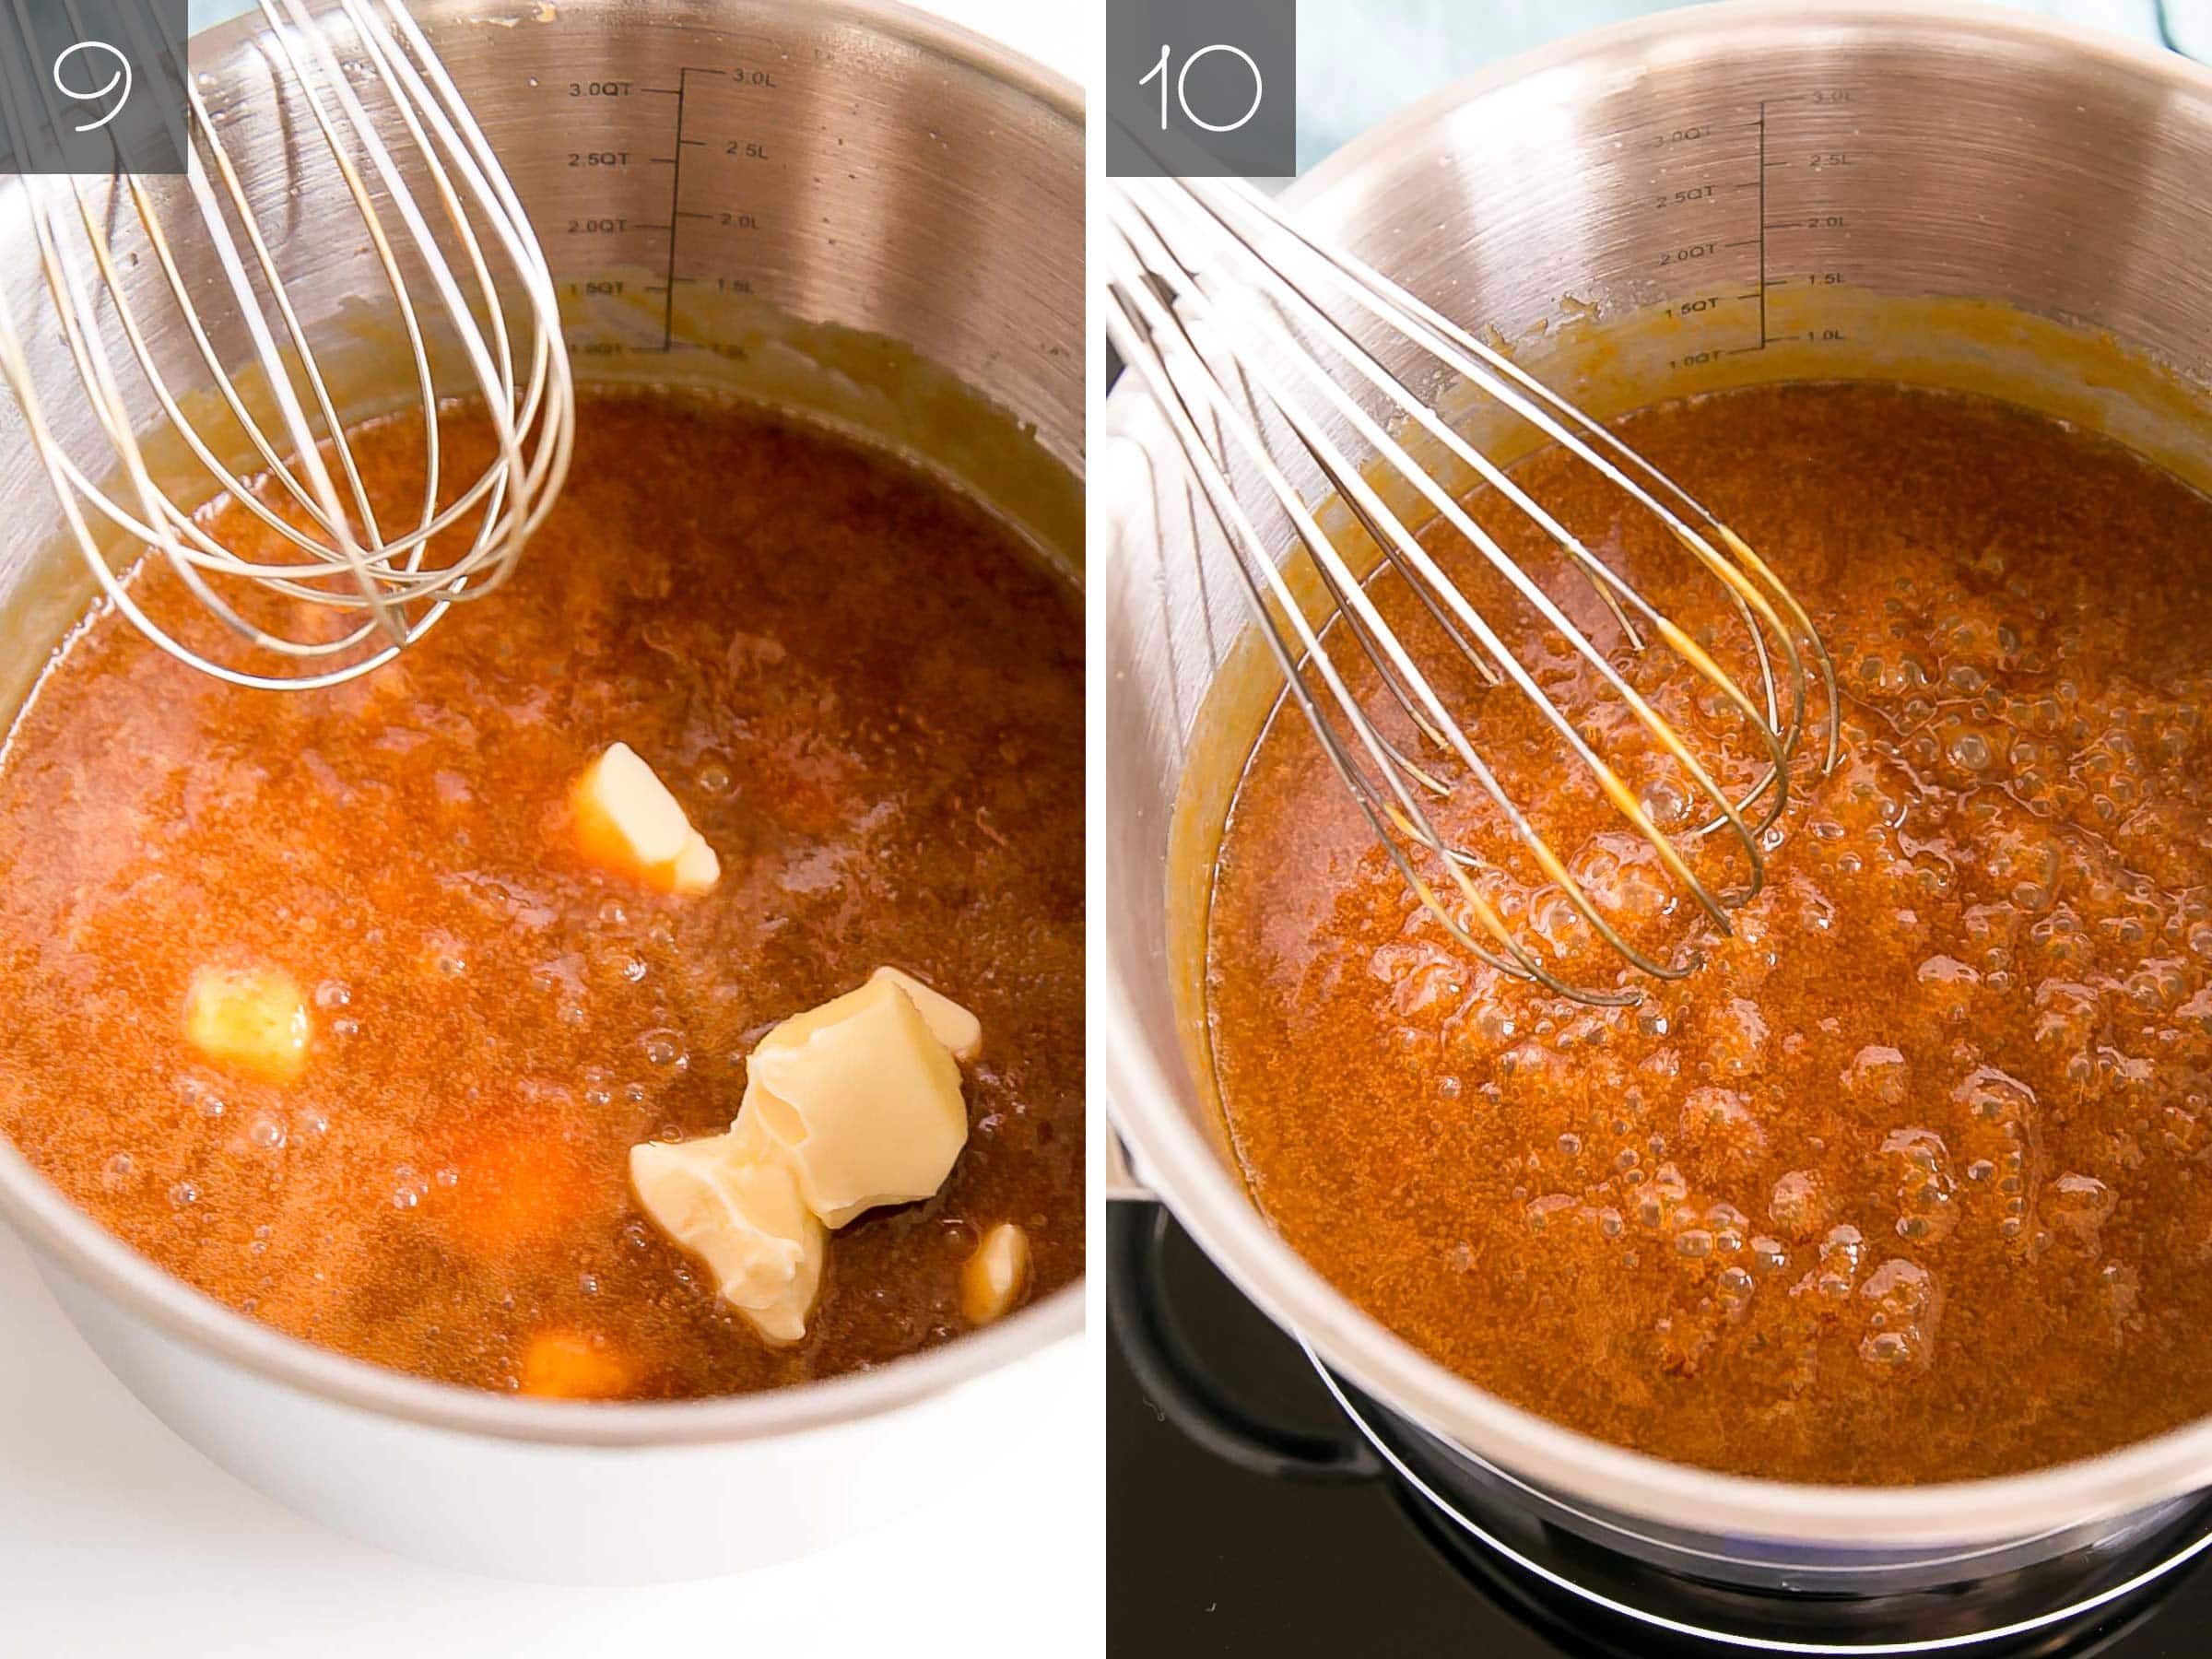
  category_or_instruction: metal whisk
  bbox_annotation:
[1105,173,1839,1006]
[0,0,572,689]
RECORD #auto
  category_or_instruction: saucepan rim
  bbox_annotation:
[0,0,1085,1450]
[1103,0,2212,1548]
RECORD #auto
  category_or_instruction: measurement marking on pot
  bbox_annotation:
[582,63,784,352]
[1652,88,1864,369]
[653,67,721,348]
[1755,100,1767,347]
[556,56,797,360]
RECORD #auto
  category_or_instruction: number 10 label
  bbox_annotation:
[1107,0,1297,179]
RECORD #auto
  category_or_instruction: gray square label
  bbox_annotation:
[1107,0,1296,179]
[0,0,190,176]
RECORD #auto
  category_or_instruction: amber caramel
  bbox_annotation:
[1207,383,2212,1483]
[0,393,1084,1398]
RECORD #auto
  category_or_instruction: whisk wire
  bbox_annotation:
[1111,308,1570,998]
[0,0,573,688]
[1218,171,1842,787]
[1109,169,1841,1004]
[1107,203,1629,1001]
[1155,180,1784,917]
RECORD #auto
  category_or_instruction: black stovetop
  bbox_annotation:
[1106,1207,2212,1657]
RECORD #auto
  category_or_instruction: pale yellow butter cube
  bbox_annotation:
[184,965,311,1083]
[629,1112,825,1345]
[961,1221,1032,1326]
[745,977,969,1229]
[868,966,982,1062]
[570,741,720,896]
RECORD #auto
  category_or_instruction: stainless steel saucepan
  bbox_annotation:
[0,0,1080,1583]
[1102,0,2212,1604]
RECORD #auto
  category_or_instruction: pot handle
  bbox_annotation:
[1109,1198,1382,1484]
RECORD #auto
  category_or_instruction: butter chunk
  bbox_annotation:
[184,965,310,1083]
[670,833,720,897]
[869,966,982,1062]
[629,1114,824,1345]
[961,1222,1031,1326]
[746,977,969,1229]
[570,741,720,896]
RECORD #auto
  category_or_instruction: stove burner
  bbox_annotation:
[1110,1201,2212,1655]
[1383,1479,2178,1659]
[1322,1359,2212,1654]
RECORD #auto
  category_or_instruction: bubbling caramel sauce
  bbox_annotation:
[1206,382,2212,1484]
[0,392,1084,1398]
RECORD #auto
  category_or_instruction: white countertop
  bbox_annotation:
[0,4,1094,1655]
[0,1231,1096,1655]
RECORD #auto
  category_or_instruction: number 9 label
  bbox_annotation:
[1,0,188,176]
[52,40,132,134]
